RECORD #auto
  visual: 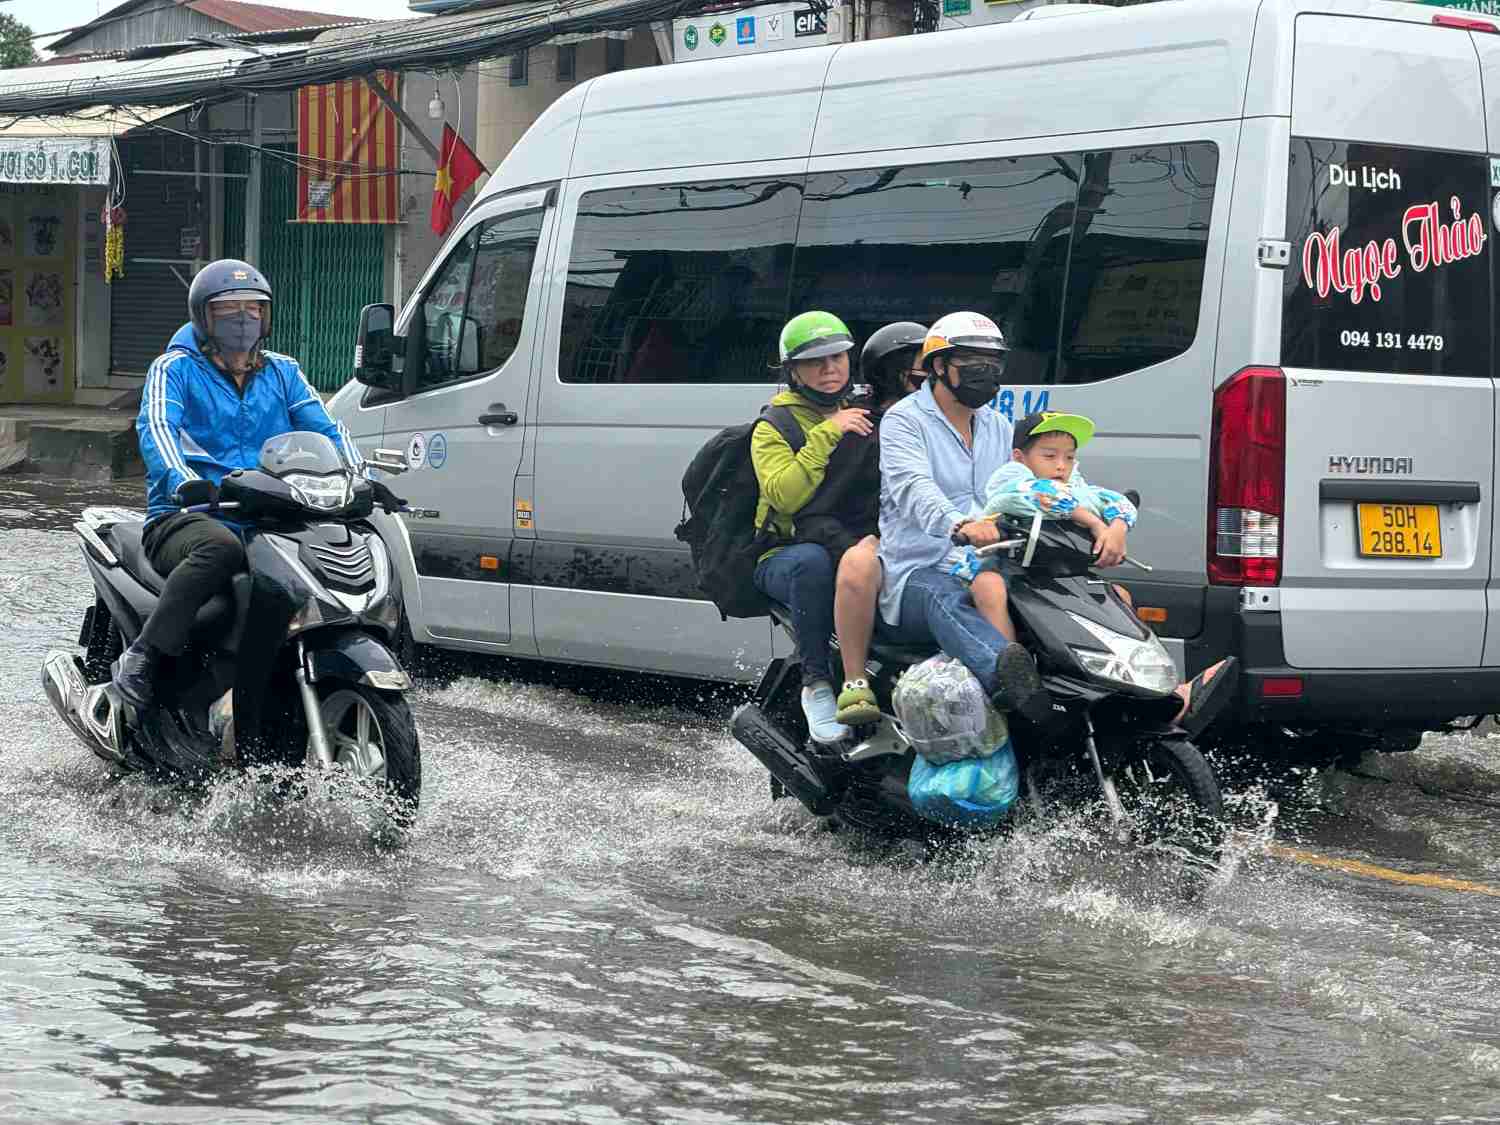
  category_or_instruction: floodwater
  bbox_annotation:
[3,473,1500,1124]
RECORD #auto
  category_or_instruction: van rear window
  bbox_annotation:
[1282,140,1490,376]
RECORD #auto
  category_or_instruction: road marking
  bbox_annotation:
[1268,844,1500,899]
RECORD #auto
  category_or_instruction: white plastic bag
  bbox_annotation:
[892,654,1009,765]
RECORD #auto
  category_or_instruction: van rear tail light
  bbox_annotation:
[1432,13,1500,32]
[1208,366,1285,586]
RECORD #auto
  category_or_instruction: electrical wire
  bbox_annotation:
[0,0,697,115]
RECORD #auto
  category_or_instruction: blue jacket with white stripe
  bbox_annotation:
[137,324,363,525]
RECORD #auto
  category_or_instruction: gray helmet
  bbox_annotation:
[860,321,927,399]
[188,258,272,353]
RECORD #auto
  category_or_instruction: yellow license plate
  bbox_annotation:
[1356,503,1442,558]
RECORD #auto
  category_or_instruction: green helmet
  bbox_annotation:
[778,311,855,365]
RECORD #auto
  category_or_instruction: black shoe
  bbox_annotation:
[991,644,1054,727]
[110,640,157,712]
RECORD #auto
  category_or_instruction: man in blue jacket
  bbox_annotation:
[113,258,392,715]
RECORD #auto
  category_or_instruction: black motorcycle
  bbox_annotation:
[41,432,421,827]
[732,509,1227,849]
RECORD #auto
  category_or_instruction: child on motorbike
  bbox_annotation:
[944,411,1237,739]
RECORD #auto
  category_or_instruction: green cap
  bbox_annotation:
[1013,411,1096,450]
[779,310,854,364]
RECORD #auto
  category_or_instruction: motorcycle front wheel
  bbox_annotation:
[1112,737,1223,853]
[315,683,421,830]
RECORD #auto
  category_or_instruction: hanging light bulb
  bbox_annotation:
[428,82,445,121]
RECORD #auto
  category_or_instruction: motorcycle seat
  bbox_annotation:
[107,522,251,653]
[867,639,939,667]
[767,603,937,670]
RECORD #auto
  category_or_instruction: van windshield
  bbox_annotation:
[1282,140,1490,377]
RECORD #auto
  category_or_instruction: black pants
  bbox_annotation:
[140,513,245,655]
[141,513,293,759]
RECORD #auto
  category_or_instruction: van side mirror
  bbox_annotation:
[354,303,399,390]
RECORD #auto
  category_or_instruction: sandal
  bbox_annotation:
[1176,657,1241,740]
[836,679,881,725]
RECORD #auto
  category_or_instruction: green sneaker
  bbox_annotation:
[835,679,881,725]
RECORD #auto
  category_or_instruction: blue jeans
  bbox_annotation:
[754,543,835,685]
[881,567,1010,696]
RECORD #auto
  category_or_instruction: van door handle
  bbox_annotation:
[478,404,518,426]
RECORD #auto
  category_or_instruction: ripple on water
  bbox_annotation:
[5,507,1500,1121]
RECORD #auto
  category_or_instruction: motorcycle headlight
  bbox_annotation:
[1067,612,1180,695]
[282,471,352,512]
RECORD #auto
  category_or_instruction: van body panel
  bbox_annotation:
[1276,15,1495,671]
[813,3,1253,156]
[1467,32,1500,667]
[568,53,831,178]
[328,0,1500,725]
[528,161,809,680]
[1291,15,1486,151]
[532,588,772,679]
[381,192,558,650]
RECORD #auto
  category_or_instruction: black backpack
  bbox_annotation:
[675,404,805,620]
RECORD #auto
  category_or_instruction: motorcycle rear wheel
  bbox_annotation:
[316,684,421,830]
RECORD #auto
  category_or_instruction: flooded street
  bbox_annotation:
[3,474,1500,1124]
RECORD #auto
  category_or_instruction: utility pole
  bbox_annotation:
[244,93,262,268]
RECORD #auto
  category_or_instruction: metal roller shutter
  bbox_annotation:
[109,134,203,376]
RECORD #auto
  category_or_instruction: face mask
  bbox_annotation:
[793,374,850,408]
[210,310,262,355]
[946,360,1003,409]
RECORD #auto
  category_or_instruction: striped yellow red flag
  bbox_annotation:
[295,71,400,224]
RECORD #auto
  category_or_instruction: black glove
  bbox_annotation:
[369,480,407,515]
[175,480,219,508]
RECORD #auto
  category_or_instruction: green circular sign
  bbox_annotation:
[683,24,699,50]
[709,21,727,46]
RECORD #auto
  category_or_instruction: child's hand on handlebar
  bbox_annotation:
[1091,519,1129,568]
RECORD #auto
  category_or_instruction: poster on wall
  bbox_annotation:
[0,185,74,402]
[23,336,62,395]
[24,271,63,326]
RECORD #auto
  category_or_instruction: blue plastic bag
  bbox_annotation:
[907,741,1020,829]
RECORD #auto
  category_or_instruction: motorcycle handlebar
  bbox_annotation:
[180,501,242,514]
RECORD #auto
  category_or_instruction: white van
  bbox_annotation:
[330,0,1500,745]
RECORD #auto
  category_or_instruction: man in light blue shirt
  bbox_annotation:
[876,312,1053,725]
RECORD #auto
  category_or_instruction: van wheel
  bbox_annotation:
[316,684,421,833]
[1114,737,1223,852]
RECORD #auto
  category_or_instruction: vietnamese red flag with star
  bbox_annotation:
[431,124,486,237]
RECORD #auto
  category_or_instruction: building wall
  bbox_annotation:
[474,30,659,181]
[396,68,480,307]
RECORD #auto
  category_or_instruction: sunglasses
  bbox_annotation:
[949,359,1006,379]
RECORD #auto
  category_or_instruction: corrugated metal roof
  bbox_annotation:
[48,0,363,52]
[186,0,361,33]
[0,104,187,137]
[0,0,688,115]
[0,44,305,105]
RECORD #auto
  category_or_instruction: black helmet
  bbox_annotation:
[860,321,927,399]
[188,258,272,354]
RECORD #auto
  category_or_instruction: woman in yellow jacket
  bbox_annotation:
[751,311,874,744]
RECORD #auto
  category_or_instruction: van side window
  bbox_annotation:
[1055,143,1218,385]
[414,210,543,394]
[559,177,803,384]
[793,156,1080,386]
[1282,140,1489,377]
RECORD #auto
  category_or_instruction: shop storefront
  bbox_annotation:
[0,137,102,403]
